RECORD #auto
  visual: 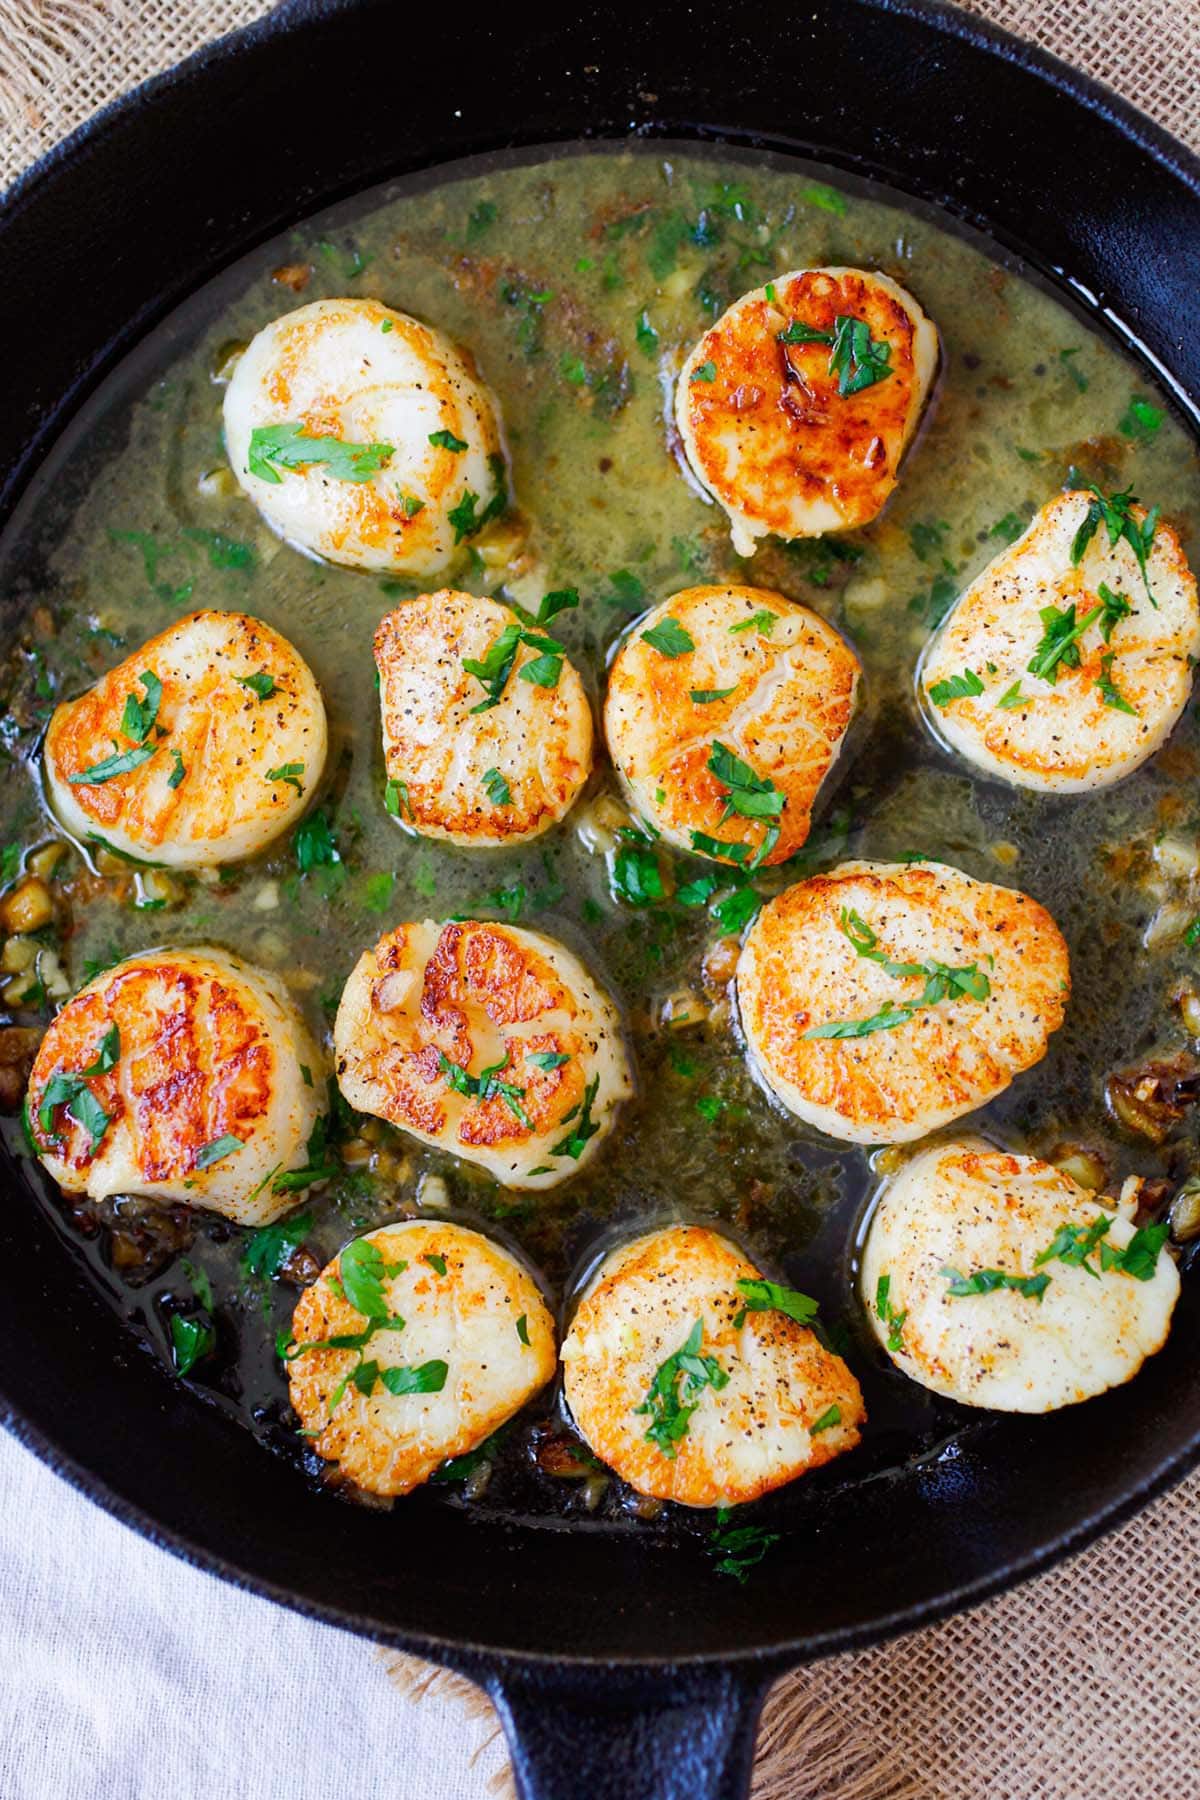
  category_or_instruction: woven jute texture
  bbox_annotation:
[2,4,1199,1797]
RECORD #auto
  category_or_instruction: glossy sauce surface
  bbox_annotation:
[2,145,1199,1539]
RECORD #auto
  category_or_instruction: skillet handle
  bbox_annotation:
[488,1666,769,1800]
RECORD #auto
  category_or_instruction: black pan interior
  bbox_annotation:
[2,0,1199,1671]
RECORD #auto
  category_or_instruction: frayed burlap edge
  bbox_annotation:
[378,1650,930,1800]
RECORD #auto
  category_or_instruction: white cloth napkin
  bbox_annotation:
[0,1429,504,1799]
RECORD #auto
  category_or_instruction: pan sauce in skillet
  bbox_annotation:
[2,145,1199,1540]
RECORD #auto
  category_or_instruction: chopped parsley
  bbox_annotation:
[710,884,762,933]
[1032,1214,1168,1284]
[69,742,157,785]
[1059,347,1088,391]
[170,1314,215,1378]
[928,668,985,708]
[690,360,717,383]
[778,313,891,397]
[641,617,695,658]
[119,669,162,744]
[266,763,304,795]
[270,1113,341,1196]
[689,829,750,866]
[447,490,482,540]
[424,1253,448,1276]
[339,1236,408,1318]
[728,609,777,636]
[167,749,186,789]
[707,741,784,828]
[910,519,949,562]
[634,1318,728,1458]
[1099,1221,1170,1281]
[604,569,646,609]
[1118,394,1164,442]
[1034,1215,1112,1277]
[1026,600,1099,683]
[516,1314,531,1346]
[551,1075,601,1160]
[690,685,738,704]
[248,422,394,484]
[908,573,958,630]
[37,1028,119,1150]
[1097,651,1137,715]
[989,512,1025,545]
[611,828,664,907]
[428,428,469,452]
[940,1265,1050,1301]
[733,1277,819,1329]
[707,1509,780,1582]
[463,623,564,711]
[242,1210,313,1281]
[811,1404,841,1435]
[373,1361,449,1396]
[438,1051,532,1129]
[875,1273,907,1353]
[466,199,498,240]
[523,588,580,626]
[1070,482,1159,604]
[36,1077,109,1150]
[293,807,339,872]
[806,906,989,1040]
[801,181,847,216]
[236,671,278,700]
[430,1431,505,1483]
[194,1134,244,1171]
[82,1025,120,1075]
[997,680,1026,710]
[482,767,513,806]
[805,1000,914,1040]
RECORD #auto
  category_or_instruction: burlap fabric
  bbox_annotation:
[1,5,1198,1797]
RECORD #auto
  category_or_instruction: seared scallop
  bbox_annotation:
[26,949,322,1224]
[334,919,632,1188]
[561,1224,864,1508]
[45,610,327,867]
[375,591,592,845]
[604,585,860,868]
[287,1222,556,1497]
[736,859,1070,1144]
[676,268,938,555]
[860,1137,1179,1411]
[922,490,1200,792]
[223,297,506,575]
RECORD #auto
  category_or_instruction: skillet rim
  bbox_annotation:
[2,0,1200,1676]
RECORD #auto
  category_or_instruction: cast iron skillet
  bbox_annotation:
[2,2,1200,1794]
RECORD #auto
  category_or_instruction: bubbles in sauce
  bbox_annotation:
[2,144,1199,1539]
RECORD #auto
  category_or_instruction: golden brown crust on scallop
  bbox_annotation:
[603,585,859,865]
[676,269,938,551]
[333,920,632,1188]
[288,1222,556,1497]
[562,1225,864,1507]
[374,591,592,845]
[736,860,1070,1143]
[224,298,505,576]
[27,949,321,1221]
[44,610,326,866]
[921,492,1200,791]
[861,1138,1180,1411]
